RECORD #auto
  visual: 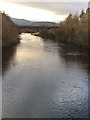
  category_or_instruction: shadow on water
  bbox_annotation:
[2,46,17,75]
[43,40,88,73]
[58,46,88,72]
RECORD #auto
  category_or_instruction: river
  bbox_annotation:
[2,33,88,118]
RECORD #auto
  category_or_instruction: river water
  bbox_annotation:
[2,33,88,118]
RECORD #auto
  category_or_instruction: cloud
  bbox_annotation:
[0,1,88,22]
[19,2,88,15]
[2,1,88,15]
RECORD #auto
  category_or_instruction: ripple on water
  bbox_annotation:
[2,33,88,118]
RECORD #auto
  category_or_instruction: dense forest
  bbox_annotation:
[39,8,89,49]
[0,12,20,46]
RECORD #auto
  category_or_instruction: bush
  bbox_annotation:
[39,8,89,49]
[1,12,20,46]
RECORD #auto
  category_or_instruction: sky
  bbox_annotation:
[0,0,88,22]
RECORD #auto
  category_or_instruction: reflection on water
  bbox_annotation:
[2,46,17,75]
[2,33,88,118]
[58,47,88,72]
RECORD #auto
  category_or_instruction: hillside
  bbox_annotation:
[11,17,57,26]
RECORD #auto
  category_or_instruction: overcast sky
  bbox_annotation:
[20,2,88,15]
[0,0,89,22]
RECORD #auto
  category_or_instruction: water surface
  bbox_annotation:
[2,33,88,118]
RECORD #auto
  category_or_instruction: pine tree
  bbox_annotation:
[80,10,84,18]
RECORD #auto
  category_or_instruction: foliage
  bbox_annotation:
[39,8,89,49]
[1,12,20,46]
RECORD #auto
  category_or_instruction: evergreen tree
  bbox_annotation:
[80,10,85,18]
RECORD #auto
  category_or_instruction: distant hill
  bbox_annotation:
[11,17,57,26]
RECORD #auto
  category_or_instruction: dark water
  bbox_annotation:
[2,33,88,118]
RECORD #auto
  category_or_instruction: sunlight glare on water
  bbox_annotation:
[2,33,88,118]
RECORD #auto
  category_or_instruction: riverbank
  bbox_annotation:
[1,12,20,47]
[32,31,88,53]
[32,9,88,51]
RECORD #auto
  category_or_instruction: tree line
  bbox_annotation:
[0,8,89,49]
[39,8,89,49]
[0,12,20,46]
